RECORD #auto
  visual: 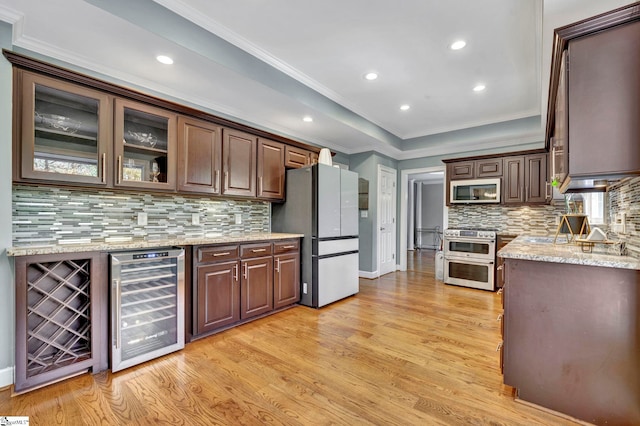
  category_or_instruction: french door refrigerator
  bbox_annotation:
[272,164,359,308]
[110,248,185,372]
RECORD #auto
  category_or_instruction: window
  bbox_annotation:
[582,192,605,225]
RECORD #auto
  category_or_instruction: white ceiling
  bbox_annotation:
[0,0,633,160]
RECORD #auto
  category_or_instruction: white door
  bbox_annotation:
[378,165,397,276]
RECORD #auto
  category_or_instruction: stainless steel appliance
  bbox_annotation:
[110,248,185,372]
[450,178,501,204]
[443,229,496,291]
[272,164,359,307]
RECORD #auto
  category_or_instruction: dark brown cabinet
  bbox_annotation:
[17,70,112,186]
[177,116,222,194]
[285,145,310,168]
[545,6,640,192]
[14,252,108,393]
[222,128,257,197]
[240,244,273,319]
[503,154,548,204]
[495,235,517,289]
[476,159,502,178]
[447,161,475,180]
[568,19,640,179]
[114,99,177,191]
[257,138,285,200]
[193,238,299,338]
[273,240,300,309]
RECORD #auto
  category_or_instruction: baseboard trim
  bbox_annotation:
[359,270,379,279]
[0,366,13,389]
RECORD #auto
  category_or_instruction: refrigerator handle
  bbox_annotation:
[113,279,121,349]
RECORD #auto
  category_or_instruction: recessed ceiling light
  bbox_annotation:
[156,55,174,65]
[303,116,313,123]
[473,84,486,92]
[400,104,411,111]
[450,40,466,50]
[364,72,378,81]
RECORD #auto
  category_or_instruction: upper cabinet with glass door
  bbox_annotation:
[114,99,177,191]
[19,71,111,185]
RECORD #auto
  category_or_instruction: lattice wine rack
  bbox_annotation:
[14,252,106,393]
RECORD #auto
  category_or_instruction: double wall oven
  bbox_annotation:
[443,229,496,291]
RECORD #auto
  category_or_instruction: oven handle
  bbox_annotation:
[444,256,494,265]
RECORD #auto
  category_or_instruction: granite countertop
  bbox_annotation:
[6,232,305,257]
[498,235,640,270]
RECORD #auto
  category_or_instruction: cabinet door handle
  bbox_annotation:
[251,248,266,253]
[496,342,503,352]
[545,182,551,199]
[275,258,280,272]
[213,252,230,257]
[497,314,503,322]
[233,264,238,282]
[243,262,248,279]
[497,265,504,271]
[214,169,220,192]
[113,279,121,349]
[117,155,122,184]
[497,288,503,295]
[101,153,106,184]
[258,176,263,194]
[224,171,229,190]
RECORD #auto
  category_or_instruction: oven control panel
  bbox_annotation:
[444,229,496,239]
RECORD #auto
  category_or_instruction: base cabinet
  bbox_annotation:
[193,238,300,338]
[503,258,640,424]
[196,261,240,334]
[13,252,108,393]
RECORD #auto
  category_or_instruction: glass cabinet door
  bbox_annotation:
[20,71,111,185]
[114,99,177,190]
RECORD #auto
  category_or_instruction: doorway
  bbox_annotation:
[377,165,397,276]
[399,166,446,271]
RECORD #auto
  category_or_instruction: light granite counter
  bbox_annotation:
[498,235,640,270]
[6,232,304,257]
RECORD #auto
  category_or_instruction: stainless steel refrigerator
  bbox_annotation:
[272,164,359,307]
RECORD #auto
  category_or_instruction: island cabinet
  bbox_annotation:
[177,116,222,194]
[192,238,300,338]
[13,252,109,393]
[222,128,257,197]
[503,258,640,424]
[257,138,285,200]
[16,70,112,186]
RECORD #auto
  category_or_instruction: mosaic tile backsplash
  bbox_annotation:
[607,176,640,257]
[448,201,568,236]
[12,185,271,247]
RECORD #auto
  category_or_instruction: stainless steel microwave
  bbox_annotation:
[450,178,501,204]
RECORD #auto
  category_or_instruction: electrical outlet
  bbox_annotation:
[235,213,242,224]
[138,212,148,226]
[303,282,308,294]
[191,213,200,225]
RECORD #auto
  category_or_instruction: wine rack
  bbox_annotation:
[14,252,107,393]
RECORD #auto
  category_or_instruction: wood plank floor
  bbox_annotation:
[0,250,579,425]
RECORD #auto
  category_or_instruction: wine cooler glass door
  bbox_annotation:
[111,248,184,372]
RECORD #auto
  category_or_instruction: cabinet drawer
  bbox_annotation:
[197,245,239,263]
[273,239,299,254]
[240,242,273,258]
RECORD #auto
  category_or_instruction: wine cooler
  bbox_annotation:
[110,248,185,372]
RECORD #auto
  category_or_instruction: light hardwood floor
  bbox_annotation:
[0,250,578,425]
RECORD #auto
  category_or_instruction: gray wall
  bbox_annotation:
[349,151,397,274]
[0,21,15,386]
[417,182,444,249]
